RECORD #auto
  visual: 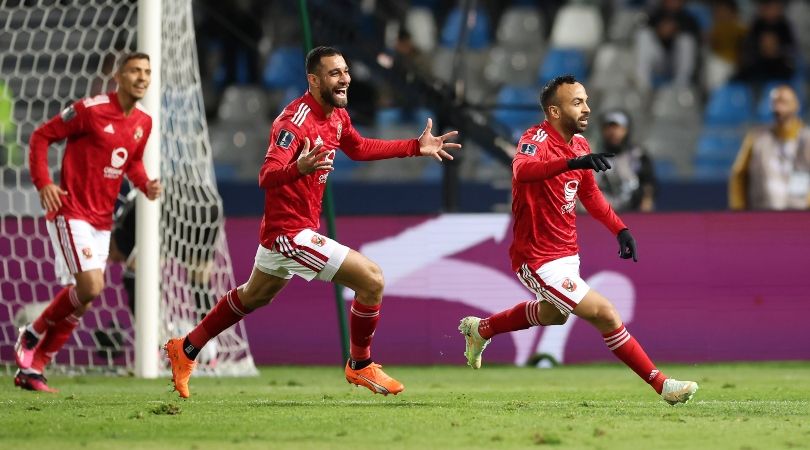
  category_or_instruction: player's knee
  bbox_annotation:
[76,278,104,302]
[355,262,384,305]
[592,304,621,329]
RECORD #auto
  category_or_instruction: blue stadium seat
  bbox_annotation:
[492,85,542,142]
[685,2,712,32]
[653,159,679,181]
[537,48,588,86]
[704,83,754,126]
[694,128,744,174]
[440,7,491,50]
[263,46,306,90]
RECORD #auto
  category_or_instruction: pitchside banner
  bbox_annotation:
[227,212,810,366]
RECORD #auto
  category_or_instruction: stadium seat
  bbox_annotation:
[589,43,634,91]
[492,85,541,142]
[537,48,588,86]
[694,128,744,164]
[607,8,646,44]
[549,4,603,52]
[405,7,437,53]
[704,83,754,126]
[440,7,491,50]
[495,6,544,49]
[263,46,306,90]
[484,45,541,87]
[651,85,700,125]
[216,86,269,123]
[684,2,712,32]
[653,158,679,181]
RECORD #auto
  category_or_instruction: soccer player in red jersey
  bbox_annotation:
[458,75,698,405]
[164,46,461,398]
[14,53,162,392]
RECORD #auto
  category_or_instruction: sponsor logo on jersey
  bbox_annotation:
[336,122,342,140]
[561,180,579,214]
[81,247,93,259]
[311,234,326,247]
[104,147,128,179]
[562,278,577,292]
[519,143,537,156]
[275,129,294,149]
[134,126,143,141]
[60,105,76,122]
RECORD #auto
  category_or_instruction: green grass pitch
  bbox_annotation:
[1,362,808,449]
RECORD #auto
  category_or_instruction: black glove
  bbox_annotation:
[568,153,614,172]
[617,228,637,262]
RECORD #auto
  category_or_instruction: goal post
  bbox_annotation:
[0,0,256,377]
[134,0,161,379]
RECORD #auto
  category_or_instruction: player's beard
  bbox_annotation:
[320,84,348,109]
[562,114,588,135]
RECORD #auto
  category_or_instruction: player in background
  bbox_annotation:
[458,75,698,405]
[164,46,461,398]
[14,53,162,392]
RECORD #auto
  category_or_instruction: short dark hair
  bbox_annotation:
[116,52,150,72]
[540,74,579,114]
[306,46,343,74]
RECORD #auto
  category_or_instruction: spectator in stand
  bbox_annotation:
[634,0,700,91]
[708,0,747,67]
[729,85,810,210]
[595,109,657,212]
[735,0,796,84]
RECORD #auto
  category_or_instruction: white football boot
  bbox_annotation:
[458,316,491,369]
[661,378,699,405]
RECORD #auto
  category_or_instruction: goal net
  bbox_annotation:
[0,0,257,376]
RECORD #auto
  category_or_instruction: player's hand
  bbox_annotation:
[296,137,332,175]
[145,179,162,200]
[568,153,614,172]
[617,228,638,262]
[418,118,462,162]
[38,183,68,213]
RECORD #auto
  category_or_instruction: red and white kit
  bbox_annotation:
[510,120,626,314]
[29,93,152,283]
[256,91,419,280]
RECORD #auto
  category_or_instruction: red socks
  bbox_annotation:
[187,289,250,348]
[603,324,666,394]
[32,286,81,335]
[30,314,81,373]
[349,300,380,361]
[477,300,540,339]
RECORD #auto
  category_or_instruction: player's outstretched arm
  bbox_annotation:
[567,153,614,172]
[417,118,461,162]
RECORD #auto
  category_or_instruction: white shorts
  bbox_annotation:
[46,216,110,285]
[254,229,350,282]
[516,254,590,317]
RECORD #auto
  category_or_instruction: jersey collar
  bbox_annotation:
[541,120,569,146]
[302,91,328,120]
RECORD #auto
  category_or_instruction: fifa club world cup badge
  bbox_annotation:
[82,248,93,259]
[311,234,326,247]
[562,278,577,292]
[134,126,143,141]
[336,122,342,141]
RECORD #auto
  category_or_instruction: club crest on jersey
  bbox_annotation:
[336,122,342,140]
[276,129,295,149]
[82,247,93,259]
[134,126,143,141]
[519,143,537,156]
[60,105,76,122]
[562,278,577,292]
[311,234,326,247]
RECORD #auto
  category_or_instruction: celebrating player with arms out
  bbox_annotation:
[165,46,460,398]
[459,75,698,405]
[15,53,161,392]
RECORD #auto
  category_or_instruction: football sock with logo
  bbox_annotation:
[184,288,251,361]
[348,358,372,370]
[477,301,540,339]
[32,286,81,335]
[30,313,81,373]
[349,300,380,362]
[603,324,666,394]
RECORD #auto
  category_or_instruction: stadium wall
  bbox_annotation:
[227,212,810,366]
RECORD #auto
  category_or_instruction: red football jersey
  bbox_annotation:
[29,92,152,230]
[258,92,420,248]
[509,120,626,271]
